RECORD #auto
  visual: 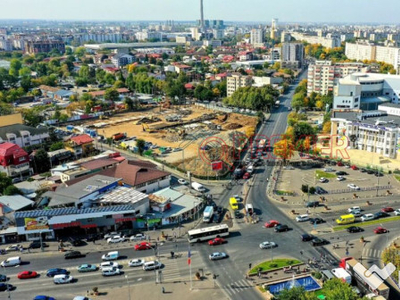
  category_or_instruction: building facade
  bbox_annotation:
[0,143,32,178]
[281,42,305,68]
[226,73,253,97]
[250,28,264,47]
[25,40,65,54]
[290,32,341,49]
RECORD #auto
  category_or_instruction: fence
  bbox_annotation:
[326,185,392,195]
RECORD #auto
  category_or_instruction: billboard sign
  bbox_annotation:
[24,216,49,231]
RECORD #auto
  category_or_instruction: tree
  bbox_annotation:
[292,92,305,111]
[0,173,12,194]
[3,185,22,196]
[124,97,135,111]
[276,286,306,300]
[273,139,294,163]
[22,108,43,127]
[293,122,315,142]
[136,139,146,155]
[104,88,120,102]
[33,149,51,173]
[9,59,22,77]
[315,100,324,110]
[19,67,31,77]
[322,121,331,134]
[74,47,86,58]
[322,278,362,300]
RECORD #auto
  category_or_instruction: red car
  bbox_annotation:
[351,165,358,170]
[374,227,388,234]
[208,238,226,246]
[17,271,38,279]
[337,161,344,166]
[134,242,152,251]
[243,172,250,179]
[381,207,394,213]
[265,220,280,228]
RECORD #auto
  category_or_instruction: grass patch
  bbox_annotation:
[315,170,336,179]
[333,216,400,231]
[394,175,400,182]
[275,190,295,196]
[249,258,302,275]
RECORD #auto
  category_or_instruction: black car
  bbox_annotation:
[374,212,390,219]
[64,251,85,259]
[314,186,328,195]
[46,268,68,277]
[0,283,12,292]
[347,226,364,233]
[336,171,348,176]
[366,169,375,174]
[234,210,242,219]
[306,201,320,208]
[0,274,7,282]
[309,218,325,224]
[375,172,384,177]
[360,168,368,173]
[29,241,49,249]
[212,213,221,223]
[216,206,223,214]
[311,238,329,246]
[69,237,86,247]
[301,234,315,242]
[274,224,289,232]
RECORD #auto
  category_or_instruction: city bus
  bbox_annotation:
[187,224,229,243]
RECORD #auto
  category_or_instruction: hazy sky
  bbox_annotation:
[0,0,398,23]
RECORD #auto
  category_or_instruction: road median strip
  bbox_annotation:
[332,216,400,231]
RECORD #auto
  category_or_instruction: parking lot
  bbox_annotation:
[277,161,400,200]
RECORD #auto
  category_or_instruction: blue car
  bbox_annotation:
[46,268,68,277]
[33,296,56,300]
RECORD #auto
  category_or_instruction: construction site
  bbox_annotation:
[71,105,259,176]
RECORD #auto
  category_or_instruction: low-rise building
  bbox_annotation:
[111,53,134,68]
[0,143,32,178]
[65,134,94,158]
[226,73,253,97]
[0,124,49,148]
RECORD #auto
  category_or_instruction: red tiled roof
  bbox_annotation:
[184,83,195,89]
[80,158,120,170]
[69,134,93,145]
[0,142,28,158]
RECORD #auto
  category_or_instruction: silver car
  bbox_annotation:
[209,252,228,261]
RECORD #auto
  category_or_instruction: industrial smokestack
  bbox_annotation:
[200,0,205,33]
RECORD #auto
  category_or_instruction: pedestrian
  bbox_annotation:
[162,286,165,294]
[93,239,96,245]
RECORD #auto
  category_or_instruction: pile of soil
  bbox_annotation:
[225,123,242,130]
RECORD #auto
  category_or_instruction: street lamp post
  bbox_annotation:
[125,275,131,300]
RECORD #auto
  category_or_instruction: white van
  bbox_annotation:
[245,204,254,215]
[143,260,162,271]
[331,268,351,284]
[191,182,206,192]
[102,266,121,276]
[101,251,119,261]
[54,274,74,284]
[1,256,21,267]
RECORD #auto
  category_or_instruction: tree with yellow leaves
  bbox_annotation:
[273,138,295,164]
[322,122,331,134]
[316,100,324,110]
[245,126,255,138]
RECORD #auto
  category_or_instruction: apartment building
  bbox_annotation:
[333,73,400,110]
[250,28,264,47]
[226,73,252,97]
[290,32,341,49]
[345,42,400,71]
[25,40,65,54]
[307,61,369,95]
[281,42,305,69]
[331,110,399,158]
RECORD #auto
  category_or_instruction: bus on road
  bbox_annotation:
[188,224,229,243]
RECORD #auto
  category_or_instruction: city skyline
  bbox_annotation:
[0,0,399,24]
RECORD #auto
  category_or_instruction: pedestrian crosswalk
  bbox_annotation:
[223,278,254,296]
[362,248,383,259]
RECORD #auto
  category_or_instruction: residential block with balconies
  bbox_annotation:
[0,142,32,178]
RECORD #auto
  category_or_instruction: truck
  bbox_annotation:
[331,268,352,284]
[245,203,254,216]
[112,132,126,141]
[203,206,214,223]
[192,182,206,192]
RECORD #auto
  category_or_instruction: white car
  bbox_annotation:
[246,166,254,173]
[5,244,21,251]
[178,178,188,185]
[319,177,328,183]
[130,233,146,241]
[348,206,361,213]
[395,209,400,216]
[128,259,144,267]
[259,241,277,249]
[209,252,228,261]
[351,211,362,217]
[100,261,119,270]
[53,274,74,284]
[107,235,125,244]
[103,232,120,239]
[295,214,309,222]
[337,176,345,181]
[101,266,121,276]
[361,213,375,222]
[347,184,360,190]
[73,297,92,300]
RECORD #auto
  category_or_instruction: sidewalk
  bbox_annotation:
[89,276,228,300]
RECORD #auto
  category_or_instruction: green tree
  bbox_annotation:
[33,149,51,173]
[292,92,305,111]
[19,67,32,77]
[3,185,22,196]
[124,97,135,111]
[49,141,64,151]
[74,47,86,58]
[0,173,12,194]
[276,286,306,300]
[136,138,146,155]
[293,122,315,142]
[22,108,44,127]
[322,278,362,300]
[9,59,22,77]
[104,88,120,102]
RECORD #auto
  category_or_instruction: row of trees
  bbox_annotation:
[305,43,348,62]
[291,79,333,111]
[223,85,279,111]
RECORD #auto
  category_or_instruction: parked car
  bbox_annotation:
[5,244,21,251]
[347,226,364,233]
[17,271,38,279]
[374,227,388,234]
[337,162,344,167]
[274,224,289,232]
[351,165,358,170]
[242,172,250,179]
[309,218,325,224]
[381,207,394,213]
[77,264,97,273]
[264,220,280,228]
[337,176,345,181]
[69,237,85,247]
[296,214,309,222]
[311,238,329,246]
[361,214,375,222]
[234,210,242,219]
[33,296,56,300]
[209,252,228,261]
[395,209,400,216]
[366,169,375,174]
[374,211,390,219]
[347,184,360,190]
[314,186,327,194]
[319,177,328,183]
[178,178,188,185]
[134,242,152,251]
[306,201,320,208]
[259,241,277,249]
[64,251,85,259]
[208,238,226,246]
[130,233,146,241]
[46,268,68,277]
[107,235,125,244]
[301,234,315,242]
[143,261,162,271]
[375,172,384,177]
[103,232,120,239]
[29,241,49,249]
[336,171,348,176]
[128,259,144,267]
[360,168,368,173]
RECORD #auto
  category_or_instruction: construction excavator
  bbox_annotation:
[142,123,157,133]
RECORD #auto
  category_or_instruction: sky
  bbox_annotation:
[0,0,399,24]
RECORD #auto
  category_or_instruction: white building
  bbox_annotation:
[227,73,252,97]
[111,53,134,68]
[190,28,200,41]
[213,29,224,40]
[307,61,369,95]
[290,32,341,49]
[331,110,400,158]
[250,28,264,47]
